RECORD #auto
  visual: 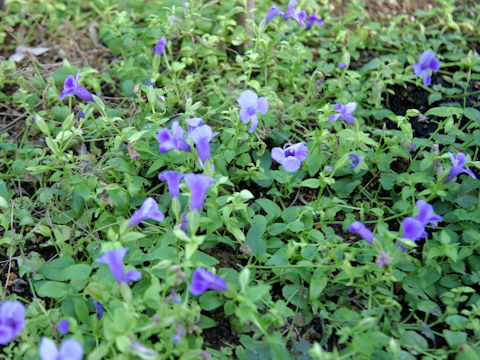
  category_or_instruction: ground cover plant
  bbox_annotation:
[1,0,480,359]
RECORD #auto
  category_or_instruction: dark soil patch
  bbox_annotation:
[202,306,240,350]
[203,242,244,271]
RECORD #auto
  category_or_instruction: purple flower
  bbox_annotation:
[57,319,69,335]
[172,322,186,344]
[179,212,189,234]
[306,14,323,30]
[265,6,284,24]
[144,80,156,88]
[96,248,142,285]
[129,197,165,226]
[39,337,84,360]
[376,251,392,268]
[271,142,308,172]
[398,217,427,251]
[185,117,205,136]
[190,268,227,296]
[59,72,94,102]
[444,152,477,183]
[155,36,167,56]
[283,0,307,28]
[158,171,183,199]
[156,121,191,153]
[0,301,25,345]
[237,89,268,133]
[183,174,215,212]
[412,50,440,87]
[348,221,374,244]
[77,111,86,119]
[92,300,104,320]
[328,102,357,124]
[402,142,416,152]
[189,125,217,166]
[349,153,362,169]
[338,62,346,69]
[414,200,442,229]
[130,341,157,357]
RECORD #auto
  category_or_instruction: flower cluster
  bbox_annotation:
[266,0,323,29]
[348,200,443,263]
[127,112,225,299]
[399,200,443,250]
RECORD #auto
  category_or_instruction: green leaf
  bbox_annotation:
[35,281,69,298]
[255,198,281,219]
[425,106,462,117]
[38,257,75,281]
[300,178,320,189]
[443,330,467,347]
[245,215,267,256]
[463,107,480,124]
[199,292,224,311]
[310,270,327,298]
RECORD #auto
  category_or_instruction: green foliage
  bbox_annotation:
[1,0,480,359]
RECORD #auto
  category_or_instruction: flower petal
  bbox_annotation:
[39,338,59,360]
[237,89,258,109]
[59,338,84,360]
[257,97,268,114]
[283,157,301,172]
[271,147,285,165]
[248,115,258,133]
[422,71,431,87]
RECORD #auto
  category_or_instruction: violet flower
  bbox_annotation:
[348,221,374,244]
[158,171,183,199]
[398,217,427,251]
[92,300,104,320]
[189,125,217,166]
[129,197,165,226]
[185,117,205,136]
[349,153,362,169]
[283,0,307,28]
[190,268,227,296]
[271,142,308,172]
[265,6,284,24]
[306,14,323,30]
[237,89,268,133]
[57,319,69,335]
[412,50,440,87]
[328,102,357,124]
[156,121,191,153]
[0,301,25,345]
[155,37,167,56]
[339,62,347,69]
[183,174,215,212]
[172,322,186,344]
[444,152,477,183]
[414,200,442,228]
[96,248,142,285]
[59,72,94,102]
[376,251,392,268]
[39,337,84,360]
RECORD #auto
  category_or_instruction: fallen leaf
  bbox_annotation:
[8,45,52,62]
